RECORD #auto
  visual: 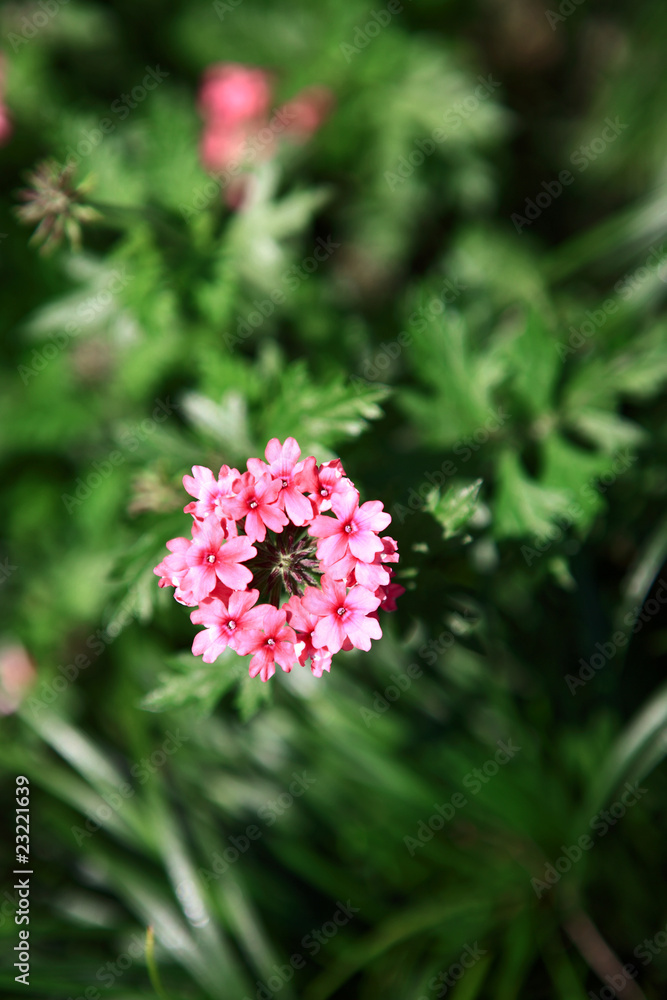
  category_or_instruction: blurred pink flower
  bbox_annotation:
[198,63,273,126]
[0,55,12,147]
[275,86,334,142]
[196,62,333,207]
[0,644,36,715]
[199,124,249,173]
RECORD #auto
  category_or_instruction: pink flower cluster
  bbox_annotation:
[198,62,333,206]
[155,438,403,682]
[0,56,12,147]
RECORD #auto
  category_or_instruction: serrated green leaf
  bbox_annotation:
[565,408,645,453]
[494,450,570,541]
[507,309,560,415]
[539,433,611,528]
[260,361,391,452]
[142,650,241,715]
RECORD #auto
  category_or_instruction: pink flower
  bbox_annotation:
[354,535,400,588]
[0,644,35,716]
[378,580,406,612]
[248,437,318,526]
[235,607,297,682]
[183,464,240,526]
[285,595,332,677]
[155,439,401,685]
[0,56,11,148]
[309,459,354,513]
[0,105,11,147]
[309,491,391,568]
[198,64,272,126]
[223,471,287,542]
[275,86,334,142]
[154,536,198,606]
[183,517,256,601]
[303,576,382,654]
[190,589,266,662]
[196,63,333,211]
[199,123,250,173]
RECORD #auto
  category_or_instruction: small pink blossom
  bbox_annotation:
[248,437,319,526]
[154,536,198,606]
[190,589,266,662]
[378,580,406,612]
[0,644,35,716]
[235,607,297,682]
[224,471,287,542]
[196,63,333,210]
[183,464,240,529]
[309,490,392,568]
[303,576,381,654]
[183,517,256,601]
[354,535,400,588]
[0,56,11,148]
[198,64,272,126]
[309,459,354,513]
[285,594,332,676]
[275,86,334,142]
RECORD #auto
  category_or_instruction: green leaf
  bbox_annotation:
[494,450,570,541]
[180,389,255,460]
[506,309,560,416]
[426,479,483,539]
[400,307,492,446]
[539,433,611,528]
[260,361,391,452]
[565,409,645,454]
[582,679,667,822]
[142,651,241,715]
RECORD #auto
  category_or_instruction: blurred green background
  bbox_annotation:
[1,0,667,997]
